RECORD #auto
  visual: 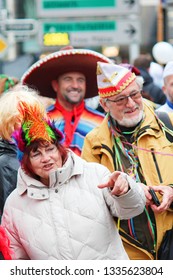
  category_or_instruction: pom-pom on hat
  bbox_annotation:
[97,62,136,98]
[163,61,173,79]
[21,48,112,99]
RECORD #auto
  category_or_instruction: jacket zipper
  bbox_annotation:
[151,148,163,183]
[119,228,156,257]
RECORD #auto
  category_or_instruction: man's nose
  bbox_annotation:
[71,79,79,88]
[126,96,135,106]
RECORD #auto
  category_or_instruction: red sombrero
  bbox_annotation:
[21,49,112,99]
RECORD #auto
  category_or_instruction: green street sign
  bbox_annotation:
[43,21,116,33]
[40,19,141,47]
[42,0,114,9]
[37,0,140,17]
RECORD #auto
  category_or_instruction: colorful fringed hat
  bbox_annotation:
[0,86,63,159]
[97,62,136,98]
[21,48,112,99]
[13,101,63,155]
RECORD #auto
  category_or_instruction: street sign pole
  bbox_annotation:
[129,42,140,64]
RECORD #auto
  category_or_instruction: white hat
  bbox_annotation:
[97,62,136,98]
[163,61,173,79]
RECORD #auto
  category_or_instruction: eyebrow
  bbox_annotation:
[115,90,140,98]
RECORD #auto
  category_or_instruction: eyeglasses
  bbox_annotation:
[106,90,142,106]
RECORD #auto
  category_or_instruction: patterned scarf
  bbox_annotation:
[108,114,145,181]
[108,114,156,253]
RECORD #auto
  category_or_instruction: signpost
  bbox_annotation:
[40,19,141,47]
[37,0,140,17]
[3,19,38,35]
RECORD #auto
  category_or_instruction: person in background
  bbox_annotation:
[149,61,164,89]
[0,136,20,222]
[0,74,20,222]
[0,87,145,260]
[156,61,173,113]
[82,62,173,260]
[21,48,112,156]
[133,54,166,105]
[0,74,18,93]
[120,63,154,103]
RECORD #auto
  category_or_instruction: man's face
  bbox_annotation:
[163,75,173,103]
[100,80,144,127]
[52,72,86,105]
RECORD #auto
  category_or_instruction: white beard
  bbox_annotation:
[117,109,144,127]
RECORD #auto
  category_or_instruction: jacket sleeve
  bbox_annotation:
[103,172,146,220]
[1,201,30,260]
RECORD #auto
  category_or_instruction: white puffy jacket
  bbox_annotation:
[2,151,145,260]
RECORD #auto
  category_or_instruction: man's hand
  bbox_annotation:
[148,185,173,213]
[98,171,129,196]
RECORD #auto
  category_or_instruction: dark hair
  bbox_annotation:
[133,54,152,69]
[21,139,67,179]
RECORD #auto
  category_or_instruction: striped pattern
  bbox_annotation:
[47,105,104,156]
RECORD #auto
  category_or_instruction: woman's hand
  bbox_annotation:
[98,171,129,196]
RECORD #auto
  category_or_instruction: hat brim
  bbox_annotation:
[21,49,112,99]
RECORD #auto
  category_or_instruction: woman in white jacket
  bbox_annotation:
[0,87,146,260]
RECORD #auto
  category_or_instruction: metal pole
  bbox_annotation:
[5,0,18,60]
[129,42,140,64]
[157,0,164,42]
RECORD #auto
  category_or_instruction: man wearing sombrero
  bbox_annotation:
[21,48,112,156]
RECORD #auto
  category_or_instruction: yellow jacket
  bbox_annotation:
[82,102,173,260]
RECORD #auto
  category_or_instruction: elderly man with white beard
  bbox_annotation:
[82,62,173,260]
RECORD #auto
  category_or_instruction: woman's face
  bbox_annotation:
[29,143,63,186]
